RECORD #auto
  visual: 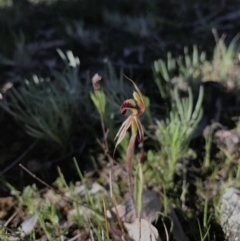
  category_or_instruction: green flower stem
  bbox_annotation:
[126,125,137,218]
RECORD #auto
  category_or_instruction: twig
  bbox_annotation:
[4,211,17,228]
[1,140,38,175]
[19,164,52,189]
[68,233,83,241]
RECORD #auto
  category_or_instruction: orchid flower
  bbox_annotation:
[114,76,145,154]
[114,75,145,218]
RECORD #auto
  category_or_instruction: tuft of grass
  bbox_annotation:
[0,49,92,148]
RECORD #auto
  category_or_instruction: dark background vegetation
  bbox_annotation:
[0,0,239,190]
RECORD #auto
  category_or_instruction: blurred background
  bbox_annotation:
[0,0,240,189]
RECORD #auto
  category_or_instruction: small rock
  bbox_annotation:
[214,129,240,154]
[107,190,162,224]
[124,218,161,241]
[219,187,240,241]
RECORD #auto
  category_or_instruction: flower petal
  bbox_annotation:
[120,99,138,115]
[114,117,129,140]
[134,116,144,142]
[114,116,133,156]
[115,117,132,145]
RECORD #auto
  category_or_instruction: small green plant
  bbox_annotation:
[146,86,203,186]
[153,45,206,99]
[18,184,62,240]
[196,199,213,241]
[202,33,240,83]
[177,45,206,80]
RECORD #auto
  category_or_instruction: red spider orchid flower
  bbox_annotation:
[113,75,145,218]
[114,75,145,155]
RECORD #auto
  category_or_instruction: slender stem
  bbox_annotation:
[19,164,53,189]
[126,134,137,218]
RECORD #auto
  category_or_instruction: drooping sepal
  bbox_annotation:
[114,115,133,156]
[134,116,144,142]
